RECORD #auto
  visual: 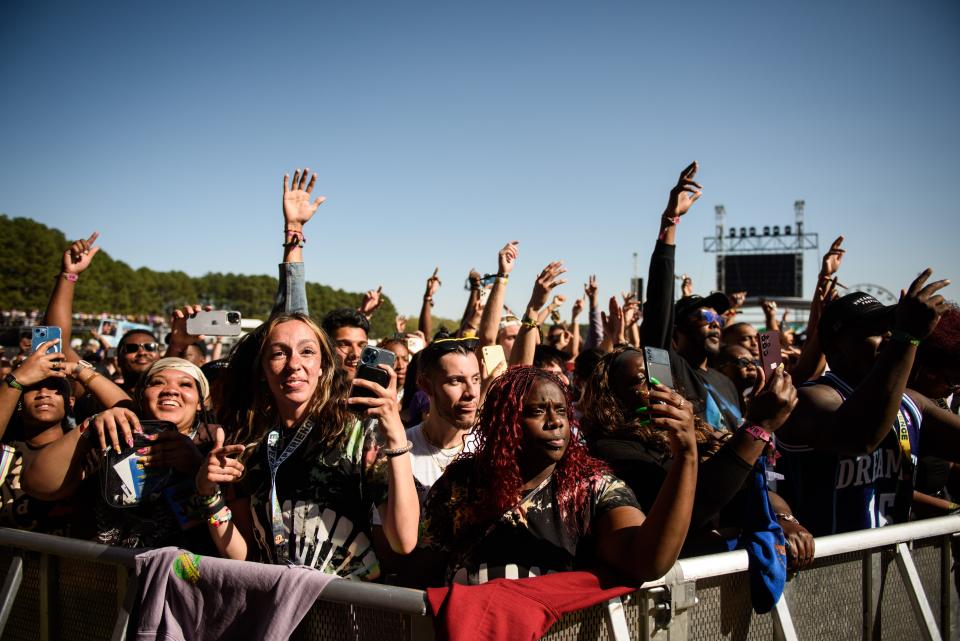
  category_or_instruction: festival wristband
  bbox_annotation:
[891,329,921,347]
[741,423,773,445]
[208,507,233,528]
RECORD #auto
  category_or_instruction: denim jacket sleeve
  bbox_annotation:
[273,262,309,315]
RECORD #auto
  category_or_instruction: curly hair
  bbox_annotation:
[217,312,353,448]
[453,366,608,533]
[579,346,722,459]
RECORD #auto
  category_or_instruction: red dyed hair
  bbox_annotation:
[457,366,609,532]
[919,307,960,368]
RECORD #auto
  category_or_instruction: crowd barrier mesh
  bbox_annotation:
[0,520,957,641]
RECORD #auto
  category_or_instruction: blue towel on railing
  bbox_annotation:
[737,461,787,614]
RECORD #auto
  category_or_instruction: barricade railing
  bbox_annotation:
[0,515,958,641]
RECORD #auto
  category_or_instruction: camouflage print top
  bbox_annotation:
[422,460,640,585]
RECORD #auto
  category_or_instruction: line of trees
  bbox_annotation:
[0,214,400,337]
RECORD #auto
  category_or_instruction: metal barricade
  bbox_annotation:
[1,516,958,641]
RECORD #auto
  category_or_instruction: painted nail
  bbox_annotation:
[127,437,135,448]
[136,447,148,455]
[634,406,649,414]
[649,377,662,386]
[114,445,121,454]
[638,419,652,427]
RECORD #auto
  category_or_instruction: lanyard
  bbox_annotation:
[266,420,314,563]
[895,409,913,476]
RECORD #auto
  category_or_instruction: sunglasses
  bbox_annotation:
[122,342,160,355]
[697,309,726,327]
[429,337,479,352]
[733,357,761,368]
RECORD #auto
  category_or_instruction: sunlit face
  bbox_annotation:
[382,342,410,389]
[262,320,323,411]
[183,344,206,367]
[423,352,480,430]
[142,369,201,432]
[120,332,161,377]
[497,324,520,360]
[519,378,570,466]
[332,327,368,381]
[610,351,648,412]
[725,324,759,358]
[718,345,758,393]
[679,307,722,356]
[21,379,69,428]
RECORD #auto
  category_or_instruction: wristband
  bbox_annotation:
[663,215,680,226]
[208,507,233,527]
[496,273,509,283]
[741,423,773,445]
[891,329,921,347]
[283,230,306,248]
[775,512,799,524]
[60,272,79,282]
[199,488,222,505]
[204,497,227,515]
[3,373,23,392]
[382,442,413,458]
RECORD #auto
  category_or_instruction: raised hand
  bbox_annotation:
[728,291,747,310]
[168,304,205,355]
[395,315,407,334]
[359,286,384,316]
[664,161,703,219]
[197,427,245,496]
[282,168,326,229]
[647,385,698,456]
[895,269,951,340]
[9,341,66,386]
[498,241,520,275]
[425,267,442,298]
[601,296,625,345]
[681,274,694,297]
[746,364,798,434]
[820,235,845,278]
[62,232,100,275]
[528,262,567,311]
[348,365,405,446]
[571,297,585,319]
[584,275,599,307]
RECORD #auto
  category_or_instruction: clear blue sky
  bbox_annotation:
[2,0,958,320]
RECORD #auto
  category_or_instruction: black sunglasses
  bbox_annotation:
[122,342,160,355]
[734,357,761,368]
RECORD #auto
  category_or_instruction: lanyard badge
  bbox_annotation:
[266,420,314,563]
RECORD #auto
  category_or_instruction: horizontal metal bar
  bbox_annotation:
[0,528,138,567]
[320,580,428,615]
[645,515,960,585]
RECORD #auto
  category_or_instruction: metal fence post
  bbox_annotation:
[894,541,941,641]
[771,588,799,641]
[0,553,23,636]
[639,565,696,641]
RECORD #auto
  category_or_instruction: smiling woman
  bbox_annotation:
[196,312,419,580]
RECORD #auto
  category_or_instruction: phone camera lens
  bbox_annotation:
[227,312,240,323]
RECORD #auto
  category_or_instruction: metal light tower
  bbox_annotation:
[715,205,726,292]
[794,200,805,297]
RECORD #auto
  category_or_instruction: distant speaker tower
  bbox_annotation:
[704,201,818,298]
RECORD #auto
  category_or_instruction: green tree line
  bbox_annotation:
[0,214,400,337]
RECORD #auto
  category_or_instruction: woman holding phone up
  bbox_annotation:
[23,357,218,551]
[197,312,418,580]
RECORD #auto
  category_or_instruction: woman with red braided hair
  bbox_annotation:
[421,365,698,585]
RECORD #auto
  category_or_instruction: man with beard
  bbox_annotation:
[641,162,744,431]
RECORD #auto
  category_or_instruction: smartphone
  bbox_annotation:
[643,346,675,390]
[758,331,782,376]
[348,346,397,412]
[481,345,506,379]
[186,310,242,336]
[31,326,62,354]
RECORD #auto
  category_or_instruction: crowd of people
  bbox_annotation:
[2,162,959,617]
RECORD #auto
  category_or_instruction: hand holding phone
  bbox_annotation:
[758,331,782,376]
[347,346,397,413]
[481,345,506,379]
[31,326,62,355]
[186,310,242,337]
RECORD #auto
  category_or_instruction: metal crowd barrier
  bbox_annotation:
[0,516,958,641]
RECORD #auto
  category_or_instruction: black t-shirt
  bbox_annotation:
[234,418,389,580]
[422,460,640,585]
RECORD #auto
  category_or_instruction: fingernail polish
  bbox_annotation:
[127,438,135,448]
[136,447,148,455]
[650,377,662,386]
[114,445,121,454]
[634,406,649,414]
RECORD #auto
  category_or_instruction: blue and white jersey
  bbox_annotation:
[777,372,922,535]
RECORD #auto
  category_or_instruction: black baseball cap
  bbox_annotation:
[818,292,896,344]
[675,293,730,323]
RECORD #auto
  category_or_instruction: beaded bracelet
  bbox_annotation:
[382,442,413,458]
[208,507,233,528]
[283,230,306,248]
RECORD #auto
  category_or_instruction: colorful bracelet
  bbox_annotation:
[741,423,773,445]
[208,507,233,528]
[283,230,306,248]
[60,272,79,282]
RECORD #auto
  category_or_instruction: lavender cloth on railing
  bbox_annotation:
[133,547,339,641]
